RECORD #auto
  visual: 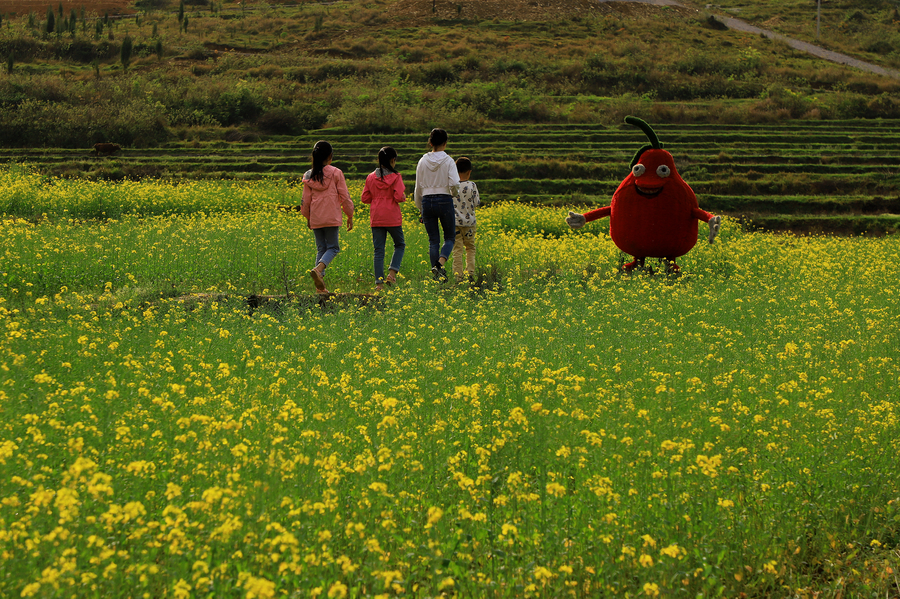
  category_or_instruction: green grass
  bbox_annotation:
[1,179,899,597]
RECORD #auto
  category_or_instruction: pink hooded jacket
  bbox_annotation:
[361,170,406,228]
[301,165,354,229]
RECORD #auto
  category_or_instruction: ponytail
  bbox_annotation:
[310,140,333,184]
[428,128,448,149]
[377,146,398,179]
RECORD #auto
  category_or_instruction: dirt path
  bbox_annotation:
[710,13,900,79]
[597,0,900,79]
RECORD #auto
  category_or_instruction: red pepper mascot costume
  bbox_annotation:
[566,116,721,273]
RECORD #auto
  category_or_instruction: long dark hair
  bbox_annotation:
[428,128,448,149]
[377,146,398,179]
[310,140,333,183]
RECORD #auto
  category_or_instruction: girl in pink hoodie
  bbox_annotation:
[301,140,354,294]
[361,146,406,292]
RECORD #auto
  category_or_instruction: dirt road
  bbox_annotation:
[709,13,900,80]
[594,0,900,79]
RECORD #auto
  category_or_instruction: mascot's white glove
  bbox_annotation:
[708,215,721,244]
[566,211,586,230]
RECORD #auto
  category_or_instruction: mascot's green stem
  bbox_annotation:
[624,116,661,148]
[625,116,662,168]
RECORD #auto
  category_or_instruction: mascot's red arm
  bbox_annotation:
[585,206,611,221]
[564,206,609,228]
[692,207,713,223]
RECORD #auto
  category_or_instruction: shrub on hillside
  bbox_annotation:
[581,53,618,87]
[182,83,265,126]
[406,62,458,85]
[255,107,302,135]
[866,93,900,118]
[0,38,41,62]
[0,37,119,63]
[396,45,429,63]
[284,61,376,83]
[756,83,815,118]
[52,39,96,62]
[326,96,409,132]
[452,82,555,121]
[327,96,486,133]
[0,99,169,147]
[246,65,284,79]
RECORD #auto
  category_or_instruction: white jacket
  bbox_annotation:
[414,151,460,210]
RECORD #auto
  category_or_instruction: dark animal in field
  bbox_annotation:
[93,143,121,156]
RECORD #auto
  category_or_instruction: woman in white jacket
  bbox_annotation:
[414,128,460,282]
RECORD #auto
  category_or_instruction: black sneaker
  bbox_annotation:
[431,265,448,282]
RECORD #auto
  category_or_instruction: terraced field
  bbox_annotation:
[4,119,899,234]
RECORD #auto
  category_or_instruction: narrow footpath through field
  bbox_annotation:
[596,0,900,79]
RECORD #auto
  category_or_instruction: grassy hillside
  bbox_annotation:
[0,0,898,149]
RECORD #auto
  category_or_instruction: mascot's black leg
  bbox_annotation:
[664,257,680,274]
[623,257,646,272]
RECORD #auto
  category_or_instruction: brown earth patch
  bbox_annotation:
[394,0,698,22]
[397,0,605,21]
[1,0,698,22]
[0,0,135,16]
[0,0,310,17]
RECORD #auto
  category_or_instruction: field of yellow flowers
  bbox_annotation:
[1,169,899,598]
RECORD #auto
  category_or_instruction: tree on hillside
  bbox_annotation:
[121,34,133,72]
[45,6,55,34]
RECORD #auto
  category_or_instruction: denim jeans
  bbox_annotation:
[313,226,340,270]
[421,194,455,267]
[372,226,406,281]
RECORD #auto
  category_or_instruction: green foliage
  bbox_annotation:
[120,34,133,72]
[45,6,55,34]
[0,99,169,147]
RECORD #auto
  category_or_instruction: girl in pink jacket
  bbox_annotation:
[301,140,354,294]
[361,146,406,291]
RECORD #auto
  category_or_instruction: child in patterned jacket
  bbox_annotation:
[451,157,481,281]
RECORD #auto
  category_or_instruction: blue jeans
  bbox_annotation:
[313,227,340,270]
[421,194,455,267]
[372,226,405,281]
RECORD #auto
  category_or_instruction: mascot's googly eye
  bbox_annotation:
[656,164,671,178]
[632,164,646,177]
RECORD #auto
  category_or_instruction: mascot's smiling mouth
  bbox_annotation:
[635,184,663,197]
